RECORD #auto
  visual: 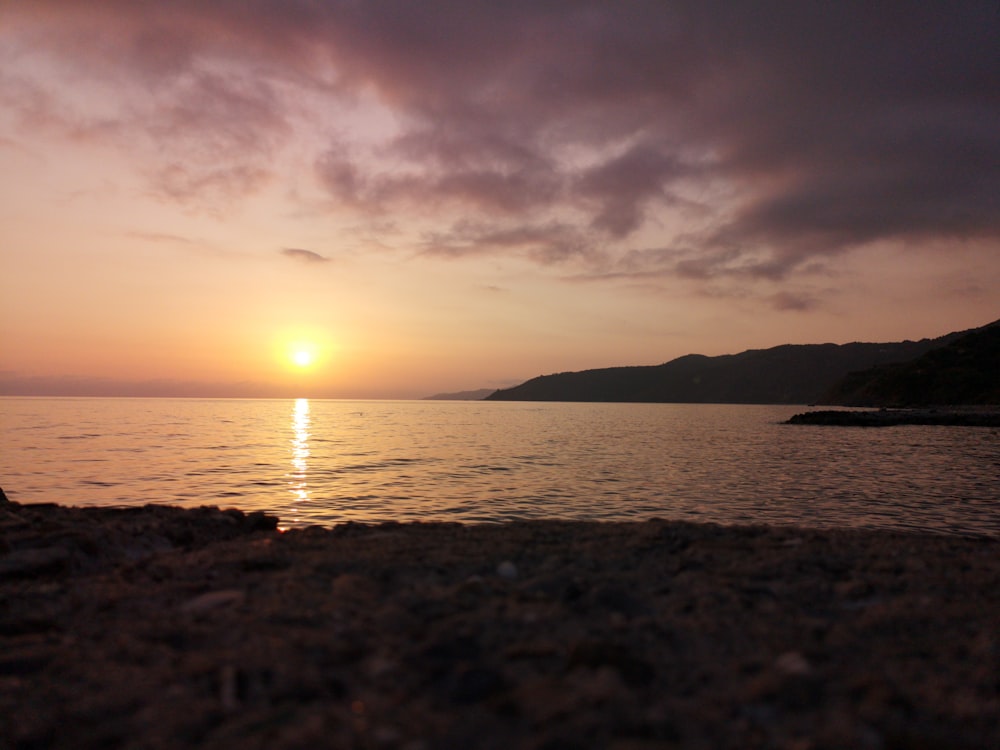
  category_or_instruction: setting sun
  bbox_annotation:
[273,331,339,383]
[283,338,323,371]
[292,349,314,368]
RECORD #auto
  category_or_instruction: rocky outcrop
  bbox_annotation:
[786,408,1000,427]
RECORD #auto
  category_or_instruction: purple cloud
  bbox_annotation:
[768,291,820,313]
[421,221,596,266]
[3,2,998,280]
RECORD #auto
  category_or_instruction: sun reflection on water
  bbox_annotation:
[289,398,311,506]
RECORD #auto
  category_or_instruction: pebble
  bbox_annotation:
[450,666,506,704]
[0,509,28,529]
[0,645,53,676]
[219,664,240,711]
[180,589,246,614]
[774,651,812,676]
[496,560,518,580]
[0,547,70,578]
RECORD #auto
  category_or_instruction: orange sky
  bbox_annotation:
[1,3,997,398]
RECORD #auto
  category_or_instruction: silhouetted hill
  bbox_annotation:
[423,388,494,400]
[821,320,1000,406]
[487,326,986,404]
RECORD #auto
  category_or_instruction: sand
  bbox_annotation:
[1,497,998,749]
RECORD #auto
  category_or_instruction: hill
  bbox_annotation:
[423,388,494,401]
[821,320,1000,406]
[487,325,988,404]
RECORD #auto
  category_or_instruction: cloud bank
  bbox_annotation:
[3,1,997,285]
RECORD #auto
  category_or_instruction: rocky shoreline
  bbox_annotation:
[785,408,1000,427]
[2,497,998,749]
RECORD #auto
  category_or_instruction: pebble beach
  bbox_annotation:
[1,494,998,749]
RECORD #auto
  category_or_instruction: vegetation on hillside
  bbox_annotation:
[821,321,1000,406]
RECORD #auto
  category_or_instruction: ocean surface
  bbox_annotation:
[1,397,997,536]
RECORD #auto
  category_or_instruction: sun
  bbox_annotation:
[278,334,331,374]
[292,349,314,368]
[287,341,319,369]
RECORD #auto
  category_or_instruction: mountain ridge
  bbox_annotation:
[820,319,1000,406]
[487,321,995,405]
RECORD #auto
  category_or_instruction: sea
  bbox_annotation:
[1,397,997,536]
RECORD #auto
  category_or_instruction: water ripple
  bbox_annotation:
[1,398,997,536]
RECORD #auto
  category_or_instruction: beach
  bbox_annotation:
[1,497,998,749]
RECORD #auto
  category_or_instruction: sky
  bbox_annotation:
[0,1,997,399]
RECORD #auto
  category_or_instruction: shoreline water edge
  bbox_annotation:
[2,495,998,748]
[786,407,1000,427]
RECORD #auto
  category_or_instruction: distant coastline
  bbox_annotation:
[423,388,495,400]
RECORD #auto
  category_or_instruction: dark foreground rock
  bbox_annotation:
[1,501,998,749]
[786,408,1000,427]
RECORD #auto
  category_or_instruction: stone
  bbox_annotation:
[497,560,518,580]
[180,589,246,614]
[450,666,507,704]
[0,645,54,676]
[0,546,70,578]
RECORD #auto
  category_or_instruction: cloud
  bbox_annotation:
[3,2,998,282]
[575,144,693,238]
[768,291,820,313]
[148,163,271,209]
[125,230,195,245]
[314,131,564,217]
[280,247,330,264]
[420,221,597,266]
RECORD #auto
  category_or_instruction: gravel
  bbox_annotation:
[1,497,998,749]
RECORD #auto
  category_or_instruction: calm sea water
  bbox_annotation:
[1,397,997,536]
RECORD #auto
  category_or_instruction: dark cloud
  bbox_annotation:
[581,244,802,282]
[149,163,271,209]
[315,132,563,217]
[5,1,998,279]
[421,221,596,266]
[315,146,366,208]
[148,70,289,158]
[768,291,820,313]
[576,144,692,238]
[280,247,330,264]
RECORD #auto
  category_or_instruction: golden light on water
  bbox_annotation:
[289,398,310,506]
